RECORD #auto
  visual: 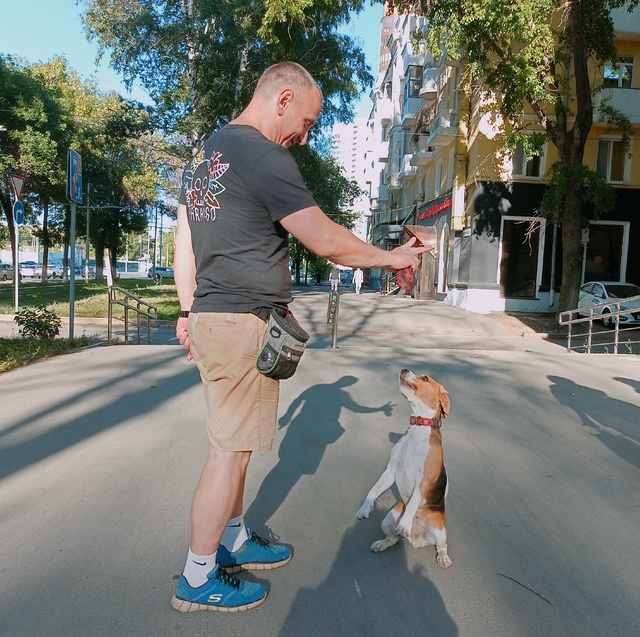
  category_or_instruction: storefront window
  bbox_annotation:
[584,223,625,282]
[500,218,544,298]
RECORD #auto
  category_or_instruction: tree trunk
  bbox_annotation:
[557,180,584,314]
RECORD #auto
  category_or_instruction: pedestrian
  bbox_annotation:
[353,267,364,294]
[329,263,340,292]
[173,61,428,613]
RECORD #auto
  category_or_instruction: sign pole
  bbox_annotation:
[10,175,25,314]
[69,202,76,339]
[67,149,82,340]
[14,222,19,313]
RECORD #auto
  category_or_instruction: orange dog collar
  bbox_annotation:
[409,416,442,429]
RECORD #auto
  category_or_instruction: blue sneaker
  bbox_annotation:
[171,563,266,613]
[217,530,292,574]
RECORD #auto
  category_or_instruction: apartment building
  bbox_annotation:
[367,6,640,312]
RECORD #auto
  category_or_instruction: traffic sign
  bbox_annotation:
[67,150,83,204]
[13,201,24,224]
[11,174,25,201]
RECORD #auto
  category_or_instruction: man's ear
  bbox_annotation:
[277,88,294,115]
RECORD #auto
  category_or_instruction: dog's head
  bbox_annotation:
[399,369,450,419]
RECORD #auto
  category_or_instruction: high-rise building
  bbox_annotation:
[330,117,372,241]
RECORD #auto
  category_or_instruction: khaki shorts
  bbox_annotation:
[188,312,280,452]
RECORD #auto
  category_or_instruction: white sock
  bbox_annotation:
[182,548,216,588]
[220,515,249,553]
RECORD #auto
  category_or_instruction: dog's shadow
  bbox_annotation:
[246,375,393,536]
[277,524,459,637]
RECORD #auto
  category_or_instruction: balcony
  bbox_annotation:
[593,88,640,124]
[410,136,434,166]
[387,176,402,193]
[428,111,457,147]
[399,155,418,181]
[611,6,640,35]
[376,98,393,124]
[401,42,425,74]
[401,96,422,127]
[420,68,438,99]
[377,139,390,162]
[378,184,389,202]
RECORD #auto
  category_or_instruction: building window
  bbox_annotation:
[604,57,634,88]
[500,217,545,298]
[512,142,544,178]
[596,139,626,183]
[404,65,423,101]
[583,222,627,283]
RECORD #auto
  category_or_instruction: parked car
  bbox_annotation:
[0,263,15,281]
[34,264,64,279]
[19,261,38,278]
[148,266,174,281]
[577,281,640,327]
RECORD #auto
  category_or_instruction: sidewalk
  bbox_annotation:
[1,291,639,637]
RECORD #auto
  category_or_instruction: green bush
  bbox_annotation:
[14,305,62,339]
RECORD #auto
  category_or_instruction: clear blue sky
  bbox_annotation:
[1,0,382,118]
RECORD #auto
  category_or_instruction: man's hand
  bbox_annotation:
[176,316,192,361]
[386,237,433,272]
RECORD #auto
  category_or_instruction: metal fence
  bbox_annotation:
[559,297,640,354]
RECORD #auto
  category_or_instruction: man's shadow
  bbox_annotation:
[245,376,393,536]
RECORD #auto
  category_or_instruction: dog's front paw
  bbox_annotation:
[356,500,374,520]
[371,539,394,552]
[436,548,452,568]
[395,520,412,538]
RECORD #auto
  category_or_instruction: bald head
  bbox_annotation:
[233,61,323,147]
[255,62,323,104]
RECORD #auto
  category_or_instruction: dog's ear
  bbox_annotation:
[438,387,451,418]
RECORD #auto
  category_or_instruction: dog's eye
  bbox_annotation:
[419,375,430,381]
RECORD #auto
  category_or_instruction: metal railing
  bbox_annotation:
[107,285,158,344]
[380,271,400,296]
[559,296,640,354]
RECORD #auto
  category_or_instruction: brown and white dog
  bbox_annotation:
[356,369,452,568]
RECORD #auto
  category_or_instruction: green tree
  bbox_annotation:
[0,56,66,263]
[392,0,638,312]
[81,0,373,150]
[288,145,362,284]
[1,55,167,281]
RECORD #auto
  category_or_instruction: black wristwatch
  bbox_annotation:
[179,310,190,318]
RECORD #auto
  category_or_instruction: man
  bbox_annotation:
[173,61,428,613]
[353,267,364,294]
[329,264,340,292]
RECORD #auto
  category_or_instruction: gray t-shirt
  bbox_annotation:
[179,125,317,313]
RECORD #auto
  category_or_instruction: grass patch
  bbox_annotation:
[0,278,179,373]
[0,336,100,373]
[0,278,180,321]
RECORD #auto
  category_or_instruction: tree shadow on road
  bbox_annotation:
[548,375,640,470]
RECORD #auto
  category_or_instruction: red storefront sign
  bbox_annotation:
[418,194,452,221]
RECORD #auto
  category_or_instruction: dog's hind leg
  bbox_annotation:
[371,502,403,552]
[356,467,395,520]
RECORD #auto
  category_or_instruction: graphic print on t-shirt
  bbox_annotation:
[182,148,229,222]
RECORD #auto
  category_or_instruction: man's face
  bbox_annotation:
[281,88,322,148]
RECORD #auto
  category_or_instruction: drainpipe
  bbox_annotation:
[549,222,558,309]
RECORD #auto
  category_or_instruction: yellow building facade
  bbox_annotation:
[367,6,640,313]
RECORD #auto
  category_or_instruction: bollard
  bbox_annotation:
[326,290,340,348]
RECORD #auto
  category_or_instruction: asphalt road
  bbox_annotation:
[1,292,639,637]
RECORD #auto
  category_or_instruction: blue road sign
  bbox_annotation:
[67,149,83,204]
[13,201,24,225]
